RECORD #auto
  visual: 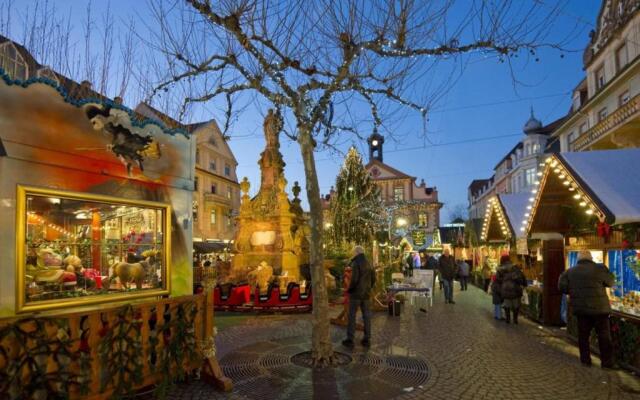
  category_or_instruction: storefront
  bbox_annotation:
[524,149,640,369]
[0,72,230,396]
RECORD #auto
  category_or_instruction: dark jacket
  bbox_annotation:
[426,256,438,270]
[438,255,458,281]
[348,253,376,300]
[495,262,527,300]
[490,279,502,305]
[558,259,615,316]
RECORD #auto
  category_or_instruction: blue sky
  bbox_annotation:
[4,1,603,222]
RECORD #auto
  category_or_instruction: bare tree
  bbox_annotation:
[449,203,469,222]
[145,0,567,366]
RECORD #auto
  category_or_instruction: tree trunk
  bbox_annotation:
[298,128,334,366]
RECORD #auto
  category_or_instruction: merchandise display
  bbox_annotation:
[21,189,168,306]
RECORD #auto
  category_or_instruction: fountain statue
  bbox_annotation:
[229,109,309,289]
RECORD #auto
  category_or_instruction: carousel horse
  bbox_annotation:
[110,252,158,290]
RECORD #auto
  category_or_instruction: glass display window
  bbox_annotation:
[16,185,171,313]
[608,249,640,317]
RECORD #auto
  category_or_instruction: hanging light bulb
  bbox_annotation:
[586,209,594,215]
[579,201,587,207]
[573,194,581,199]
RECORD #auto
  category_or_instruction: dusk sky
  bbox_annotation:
[4,1,603,222]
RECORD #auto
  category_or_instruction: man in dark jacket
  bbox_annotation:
[343,245,376,348]
[559,251,615,368]
[495,255,527,324]
[438,249,459,304]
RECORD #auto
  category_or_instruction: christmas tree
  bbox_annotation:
[329,147,382,246]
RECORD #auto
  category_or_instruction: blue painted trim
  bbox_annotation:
[0,68,190,138]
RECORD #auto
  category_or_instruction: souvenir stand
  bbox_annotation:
[478,193,545,321]
[524,149,640,370]
[0,72,230,398]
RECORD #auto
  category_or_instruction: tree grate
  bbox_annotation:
[220,337,430,399]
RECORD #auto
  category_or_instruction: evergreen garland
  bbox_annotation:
[0,317,91,399]
[329,147,382,246]
[97,306,144,398]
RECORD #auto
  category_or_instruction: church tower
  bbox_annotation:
[367,132,385,162]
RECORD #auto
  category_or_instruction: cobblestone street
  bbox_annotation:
[169,286,640,400]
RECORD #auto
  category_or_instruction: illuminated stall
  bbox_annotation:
[0,72,230,397]
[524,149,640,369]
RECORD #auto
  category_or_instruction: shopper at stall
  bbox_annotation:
[343,245,376,349]
[558,250,615,369]
[491,274,503,320]
[481,260,492,293]
[438,249,458,304]
[458,259,470,291]
[495,255,527,324]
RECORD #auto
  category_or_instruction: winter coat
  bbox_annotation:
[490,278,503,305]
[558,259,615,316]
[495,262,527,300]
[348,253,376,300]
[458,261,470,277]
[426,256,439,270]
[438,255,459,281]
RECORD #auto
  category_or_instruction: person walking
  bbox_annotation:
[558,250,615,369]
[481,259,492,293]
[343,245,376,348]
[490,274,503,320]
[495,255,527,324]
[458,259,470,291]
[438,249,459,304]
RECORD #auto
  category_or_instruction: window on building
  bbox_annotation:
[532,143,540,154]
[0,43,27,80]
[393,187,404,202]
[525,168,536,187]
[572,91,581,111]
[209,161,216,171]
[595,65,605,90]
[598,107,608,122]
[37,68,59,84]
[192,200,198,221]
[619,90,630,106]
[195,149,200,164]
[224,164,231,177]
[227,186,232,199]
[418,213,427,227]
[579,123,587,134]
[568,132,577,151]
[616,42,629,71]
[210,209,216,225]
[209,136,217,146]
[211,184,216,194]
[525,143,531,156]
[194,177,199,191]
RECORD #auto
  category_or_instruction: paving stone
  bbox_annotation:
[166,286,639,399]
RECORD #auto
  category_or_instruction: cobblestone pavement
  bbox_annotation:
[167,286,640,400]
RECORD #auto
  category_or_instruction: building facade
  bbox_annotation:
[553,0,640,152]
[135,103,241,243]
[365,133,442,245]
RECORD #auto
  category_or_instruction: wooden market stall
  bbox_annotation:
[523,149,640,370]
[0,72,230,397]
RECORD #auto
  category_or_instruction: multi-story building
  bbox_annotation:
[467,112,564,230]
[553,0,640,152]
[364,133,442,246]
[135,103,240,244]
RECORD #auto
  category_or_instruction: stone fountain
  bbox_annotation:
[227,109,309,292]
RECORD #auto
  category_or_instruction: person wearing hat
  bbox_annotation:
[559,250,615,368]
[342,245,376,348]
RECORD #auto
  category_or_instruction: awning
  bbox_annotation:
[524,148,640,234]
[193,241,228,254]
[481,193,529,242]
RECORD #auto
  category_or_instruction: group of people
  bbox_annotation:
[489,255,528,324]
[403,249,471,304]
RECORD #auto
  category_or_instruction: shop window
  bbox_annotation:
[0,42,28,80]
[211,184,216,194]
[595,65,605,90]
[619,90,630,106]
[17,186,169,312]
[607,249,640,316]
[210,209,217,225]
[224,164,231,177]
[209,161,216,171]
[393,187,404,202]
[598,107,608,122]
[616,42,629,72]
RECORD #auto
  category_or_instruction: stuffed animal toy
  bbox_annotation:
[110,260,151,289]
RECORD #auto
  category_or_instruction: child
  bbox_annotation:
[491,274,503,320]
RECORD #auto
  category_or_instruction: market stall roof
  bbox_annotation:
[524,148,640,235]
[193,241,229,254]
[480,193,530,242]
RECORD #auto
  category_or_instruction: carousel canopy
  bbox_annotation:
[524,148,640,234]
